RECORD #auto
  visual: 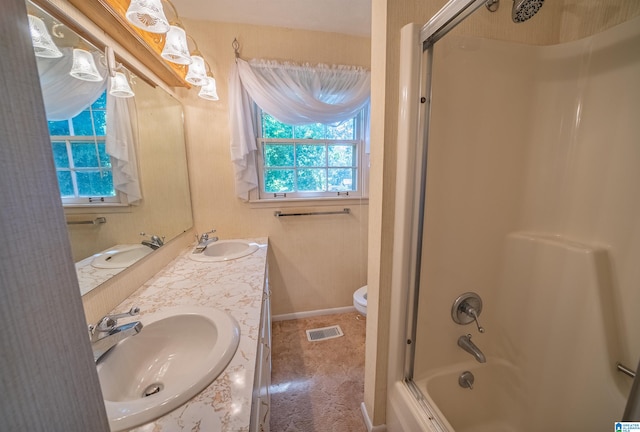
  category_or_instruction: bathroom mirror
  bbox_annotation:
[27,1,193,295]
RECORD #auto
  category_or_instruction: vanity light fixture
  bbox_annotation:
[28,14,63,58]
[125,0,170,34]
[106,47,135,98]
[157,0,192,65]
[198,75,219,101]
[110,72,135,98]
[184,36,207,86]
[161,24,192,65]
[70,48,103,82]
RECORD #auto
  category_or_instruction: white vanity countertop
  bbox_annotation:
[109,237,268,432]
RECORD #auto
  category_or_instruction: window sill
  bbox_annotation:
[248,196,369,209]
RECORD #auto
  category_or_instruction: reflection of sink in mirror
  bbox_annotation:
[97,306,240,431]
[189,240,259,262]
[91,244,153,269]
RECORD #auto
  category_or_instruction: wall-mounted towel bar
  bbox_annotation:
[66,217,107,225]
[274,208,350,218]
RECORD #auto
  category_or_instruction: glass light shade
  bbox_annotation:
[125,0,170,34]
[28,15,62,58]
[185,55,207,86]
[69,49,103,82]
[161,25,192,65]
[198,76,219,101]
[110,72,135,98]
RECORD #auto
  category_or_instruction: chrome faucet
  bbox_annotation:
[193,229,218,253]
[458,334,486,363]
[89,306,143,362]
[140,232,164,250]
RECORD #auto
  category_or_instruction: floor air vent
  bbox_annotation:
[306,325,344,342]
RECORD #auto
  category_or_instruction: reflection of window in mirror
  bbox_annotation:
[48,91,122,205]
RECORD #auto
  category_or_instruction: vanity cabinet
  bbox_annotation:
[251,273,272,432]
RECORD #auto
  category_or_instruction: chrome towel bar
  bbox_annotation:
[274,208,350,218]
[66,217,107,225]
[617,362,637,378]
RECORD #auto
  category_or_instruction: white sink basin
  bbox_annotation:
[189,239,259,262]
[91,244,153,269]
[96,306,240,431]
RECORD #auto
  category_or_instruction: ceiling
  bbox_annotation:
[172,0,372,37]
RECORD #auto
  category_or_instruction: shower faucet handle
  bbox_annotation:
[463,303,485,333]
[452,292,486,333]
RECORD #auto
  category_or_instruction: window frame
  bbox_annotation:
[254,108,369,202]
[48,91,127,207]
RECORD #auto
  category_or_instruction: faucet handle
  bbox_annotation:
[94,306,140,332]
[463,304,485,333]
[452,292,486,333]
[198,229,216,242]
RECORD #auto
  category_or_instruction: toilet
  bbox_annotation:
[353,285,368,316]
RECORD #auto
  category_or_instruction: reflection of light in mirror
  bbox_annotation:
[28,15,62,58]
[70,48,103,82]
[110,72,135,98]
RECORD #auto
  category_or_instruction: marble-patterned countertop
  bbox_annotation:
[105,238,268,432]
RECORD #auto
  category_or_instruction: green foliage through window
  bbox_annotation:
[48,91,114,201]
[259,111,362,197]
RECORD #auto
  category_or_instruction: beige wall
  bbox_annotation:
[176,20,370,316]
[368,0,640,427]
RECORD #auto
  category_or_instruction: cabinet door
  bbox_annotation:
[252,280,272,432]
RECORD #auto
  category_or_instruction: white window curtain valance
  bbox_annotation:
[36,47,107,121]
[229,58,371,200]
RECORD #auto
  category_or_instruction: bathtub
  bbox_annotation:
[388,230,629,432]
[414,359,522,432]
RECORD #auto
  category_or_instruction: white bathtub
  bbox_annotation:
[415,359,522,432]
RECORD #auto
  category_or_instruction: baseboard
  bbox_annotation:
[272,306,356,322]
[361,402,387,432]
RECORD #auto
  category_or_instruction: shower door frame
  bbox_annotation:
[391,0,491,429]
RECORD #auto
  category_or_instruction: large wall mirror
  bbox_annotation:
[28,1,193,295]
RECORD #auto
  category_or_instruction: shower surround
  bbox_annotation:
[389,13,640,432]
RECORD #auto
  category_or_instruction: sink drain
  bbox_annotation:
[142,383,164,397]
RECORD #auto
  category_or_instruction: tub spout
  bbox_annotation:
[458,334,486,363]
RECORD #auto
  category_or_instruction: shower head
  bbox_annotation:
[512,0,544,23]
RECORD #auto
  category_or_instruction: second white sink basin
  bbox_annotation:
[91,244,153,269]
[97,306,240,431]
[190,239,259,262]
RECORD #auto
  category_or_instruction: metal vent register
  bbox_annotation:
[306,325,344,342]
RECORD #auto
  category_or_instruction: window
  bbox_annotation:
[257,109,368,200]
[47,92,119,205]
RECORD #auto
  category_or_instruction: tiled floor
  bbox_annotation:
[270,312,367,432]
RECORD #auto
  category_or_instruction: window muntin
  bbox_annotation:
[48,92,119,205]
[258,111,365,199]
